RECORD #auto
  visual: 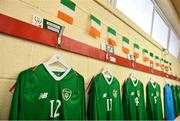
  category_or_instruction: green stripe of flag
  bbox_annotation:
[150,52,154,57]
[143,49,148,53]
[165,60,168,63]
[108,27,116,35]
[61,0,76,11]
[155,56,159,59]
[123,37,129,44]
[161,58,164,62]
[134,43,139,49]
[91,15,101,25]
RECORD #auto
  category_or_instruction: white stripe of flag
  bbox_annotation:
[59,3,75,18]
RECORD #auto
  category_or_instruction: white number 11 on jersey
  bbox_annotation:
[107,98,112,111]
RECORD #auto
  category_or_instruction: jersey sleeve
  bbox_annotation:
[158,86,163,119]
[146,84,151,120]
[141,83,147,120]
[79,76,86,120]
[87,79,98,120]
[9,72,22,120]
[122,80,129,120]
[118,82,124,120]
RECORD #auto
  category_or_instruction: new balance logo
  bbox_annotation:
[103,93,107,98]
[39,92,48,100]
[131,92,134,96]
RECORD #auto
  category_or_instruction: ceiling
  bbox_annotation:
[171,0,180,18]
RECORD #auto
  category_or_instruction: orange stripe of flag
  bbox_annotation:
[134,52,139,58]
[89,26,100,38]
[143,57,149,62]
[108,38,116,46]
[122,47,129,54]
[150,60,154,64]
[58,11,73,24]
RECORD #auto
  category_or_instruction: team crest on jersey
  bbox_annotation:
[137,90,140,97]
[112,89,117,98]
[156,91,159,97]
[62,88,72,101]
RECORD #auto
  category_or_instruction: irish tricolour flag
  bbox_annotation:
[107,27,116,46]
[149,52,154,65]
[164,60,169,71]
[160,58,165,69]
[143,49,149,62]
[57,0,76,24]
[169,62,172,71]
[122,37,129,54]
[89,15,101,38]
[155,56,160,67]
[133,43,139,58]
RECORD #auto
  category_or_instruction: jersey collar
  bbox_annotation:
[151,81,157,89]
[102,73,113,85]
[131,78,139,87]
[43,64,71,81]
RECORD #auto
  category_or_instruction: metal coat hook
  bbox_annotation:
[57,26,65,46]
[132,61,135,68]
[105,52,109,61]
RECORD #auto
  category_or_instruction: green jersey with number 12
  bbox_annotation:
[87,73,123,120]
[9,64,86,120]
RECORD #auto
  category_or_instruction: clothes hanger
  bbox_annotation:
[129,72,139,86]
[150,77,157,88]
[102,66,114,85]
[165,80,169,85]
[102,67,112,79]
[150,77,155,83]
[43,54,71,80]
[44,54,70,71]
[129,72,137,81]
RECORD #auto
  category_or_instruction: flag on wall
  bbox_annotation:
[169,62,172,71]
[133,43,139,58]
[122,37,130,54]
[149,52,154,65]
[164,60,169,71]
[155,56,160,67]
[142,49,149,62]
[107,27,116,46]
[160,58,164,69]
[57,0,76,24]
[89,15,101,38]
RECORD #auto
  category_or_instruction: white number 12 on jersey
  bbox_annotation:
[50,100,61,118]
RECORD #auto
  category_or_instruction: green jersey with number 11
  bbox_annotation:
[87,73,123,120]
[9,64,86,120]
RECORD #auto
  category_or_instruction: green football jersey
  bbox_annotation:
[122,78,146,120]
[87,73,123,120]
[9,64,86,120]
[146,82,163,120]
[171,85,180,116]
[177,86,180,113]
